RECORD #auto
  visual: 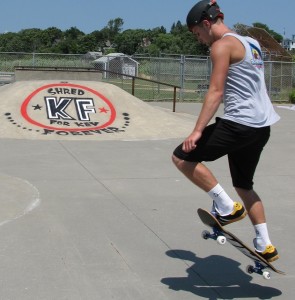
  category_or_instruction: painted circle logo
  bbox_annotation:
[21,83,116,132]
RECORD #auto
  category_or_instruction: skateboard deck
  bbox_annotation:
[197,208,285,279]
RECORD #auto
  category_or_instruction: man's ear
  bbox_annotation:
[201,19,211,29]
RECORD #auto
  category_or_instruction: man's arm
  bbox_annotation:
[182,39,231,153]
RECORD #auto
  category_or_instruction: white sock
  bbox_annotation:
[254,223,271,252]
[208,184,234,216]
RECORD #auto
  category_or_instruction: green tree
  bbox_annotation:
[0,32,26,52]
[170,22,209,55]
[57,27,85,54]
[2,18,283,56]
[39,27,63,52]
[171,21,187,35]
[64,27,85,40]
[152,33,177,53]
[181,30,209,55]
[150,26,166,35]
[0,32,17,51]
[88,30,105,51]
[146,43,160,56]
[115,29,147,54]
[101,18,124,45]
[76,34,98,53]
[17,28,43,52]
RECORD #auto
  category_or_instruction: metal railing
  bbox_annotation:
[13,66,181,112]
[98,68,180,112]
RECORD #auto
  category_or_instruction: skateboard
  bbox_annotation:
[197,208,285,279]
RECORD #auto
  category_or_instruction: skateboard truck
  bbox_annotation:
[202,228,227,245]
[246,263,271,280]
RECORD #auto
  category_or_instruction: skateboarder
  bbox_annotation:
[172,0,280,262]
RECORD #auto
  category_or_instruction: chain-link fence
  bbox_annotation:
[264,61,294,101]
[133,54,295,102]
[0,52,294,102]
[0,52,91,71]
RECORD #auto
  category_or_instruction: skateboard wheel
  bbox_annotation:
[217,235,226,245]
[201,230,210,240]
[246,265,254,274]
[263,271,271,280]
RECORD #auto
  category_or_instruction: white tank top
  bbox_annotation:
[222,33,280,127]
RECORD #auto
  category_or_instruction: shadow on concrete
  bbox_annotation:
[161,249,282,299]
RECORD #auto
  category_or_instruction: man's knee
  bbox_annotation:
[235,187,259,200]
[172,154,181,168]
[172,154,190,173]
[172,154,199,174]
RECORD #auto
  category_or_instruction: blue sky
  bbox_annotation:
[1,0,294,38]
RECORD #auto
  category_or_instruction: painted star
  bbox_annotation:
[33,104,42,110]
[99,107,109,113]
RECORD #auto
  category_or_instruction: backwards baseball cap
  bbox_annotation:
[186,0,224,29]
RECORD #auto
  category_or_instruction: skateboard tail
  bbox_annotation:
[221,226,285,275]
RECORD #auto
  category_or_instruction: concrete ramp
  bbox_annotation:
[0,80,194,140]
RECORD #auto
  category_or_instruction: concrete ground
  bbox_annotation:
[0,80,294,299]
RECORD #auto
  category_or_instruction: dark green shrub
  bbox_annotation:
[289,89,295,103]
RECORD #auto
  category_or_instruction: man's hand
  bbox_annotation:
[182,131,202,153]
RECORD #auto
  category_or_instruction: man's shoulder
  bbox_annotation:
[211,35,240,54]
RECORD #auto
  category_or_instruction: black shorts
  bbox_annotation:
[173,118,270,190]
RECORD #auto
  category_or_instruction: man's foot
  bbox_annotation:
[212,202,247,226]
[254,239,279,262]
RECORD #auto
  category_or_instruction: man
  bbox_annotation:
[172,0,280,262]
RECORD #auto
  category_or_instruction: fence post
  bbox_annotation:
[132,77,135,96]
[269,62,273,95]
[292,62,294,88]
[173,86,177,112]
[280,61,283,91]
[32,52,35,67]
[179,55,185,101]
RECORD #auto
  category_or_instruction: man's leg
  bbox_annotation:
[172,155,246,221]
[235,188,266,225]
[172,119,247,222]
[235,187,278,261]
[172,155,217,192]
